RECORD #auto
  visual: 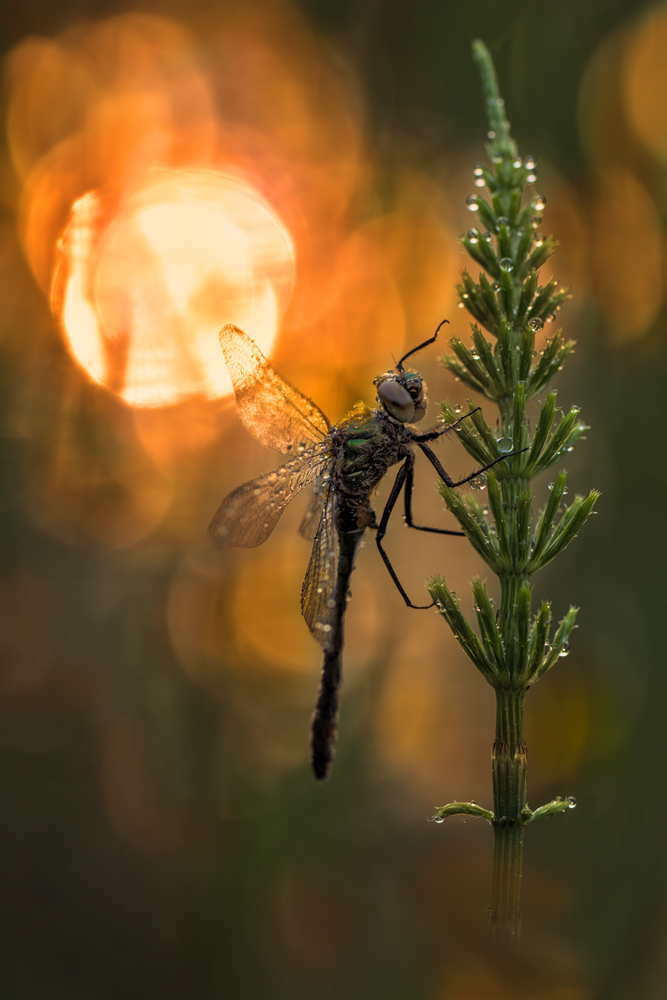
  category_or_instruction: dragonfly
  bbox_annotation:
[209,322,510,781]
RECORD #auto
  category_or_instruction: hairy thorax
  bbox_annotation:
[330,403,412,516]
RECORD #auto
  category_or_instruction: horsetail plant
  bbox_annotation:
[428,40,599,946]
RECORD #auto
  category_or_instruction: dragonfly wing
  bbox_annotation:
[300,482,338,647]
[298,475,329,542]
[209,442,328,548]
[220,324,331,454]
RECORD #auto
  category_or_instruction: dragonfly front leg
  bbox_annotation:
[411,406,481,443]
[375,455,435,611]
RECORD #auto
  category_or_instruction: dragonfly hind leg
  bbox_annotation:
[375,455,439,611]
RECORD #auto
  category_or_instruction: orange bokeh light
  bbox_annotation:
[52,170,294,406]
[6,7,459,419]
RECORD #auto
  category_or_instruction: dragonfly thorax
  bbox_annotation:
[374,369,428,423]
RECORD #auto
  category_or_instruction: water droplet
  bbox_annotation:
[470,351,480,360]
[322,624,332,633]
[499,257,514,272]
[562,486,569,495]
[487,130,496,139]
[534,235,544,247]
[470,477,486,492]
[513,156,522,168]
[466,195,479,211]
[534,194,546,212]
[492,282,500,291]
[497,437,513,453]
[474,177,486,188]
[457,301,465,309]
[529,317,543,331]
[453,404,462,414]
[547,482,555,490]
[496,216,510,228]
[526,172,537,183]
[525,156,536,170]
[531,216,542,228]
[316,587,323,594]
[559,642,570,657]
[327,599,336,608]
[433,816,445,824]
[473,163,484,177]
[467,229,479,244]
[565,445,574,453]
[482,231,492,242]
[566,796,576,809]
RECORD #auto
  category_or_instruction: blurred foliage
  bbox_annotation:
[0,0,666,997]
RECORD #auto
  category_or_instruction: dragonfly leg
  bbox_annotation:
[411,406,481,443]
[403,451,464,537]
[417,442,526,487]
[375,456,435,610]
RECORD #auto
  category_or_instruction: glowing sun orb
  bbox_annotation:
[53,169,295,407]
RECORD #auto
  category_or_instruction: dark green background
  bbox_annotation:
[0,1,663,997]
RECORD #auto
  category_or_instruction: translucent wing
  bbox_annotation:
[298,475,329,542]
[220,324,331,454]
[209,441,329,548]
[300,482,338,647]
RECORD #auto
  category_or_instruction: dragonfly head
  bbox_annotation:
[374,369,428,423]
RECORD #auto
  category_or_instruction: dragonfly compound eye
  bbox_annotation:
[376,378,415,422]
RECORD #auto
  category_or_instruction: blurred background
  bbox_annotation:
[0,0,664,996]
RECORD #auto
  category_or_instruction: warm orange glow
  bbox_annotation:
[588,168,666,342]
[576,28,667,342]
[52,170,294,406]
[7,8,459,419]
[623,9,667,164]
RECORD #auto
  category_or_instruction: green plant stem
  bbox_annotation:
[490,686,526,946]
[430,37,594,950]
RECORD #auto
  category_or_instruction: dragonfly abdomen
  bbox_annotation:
[310,503,364,780]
